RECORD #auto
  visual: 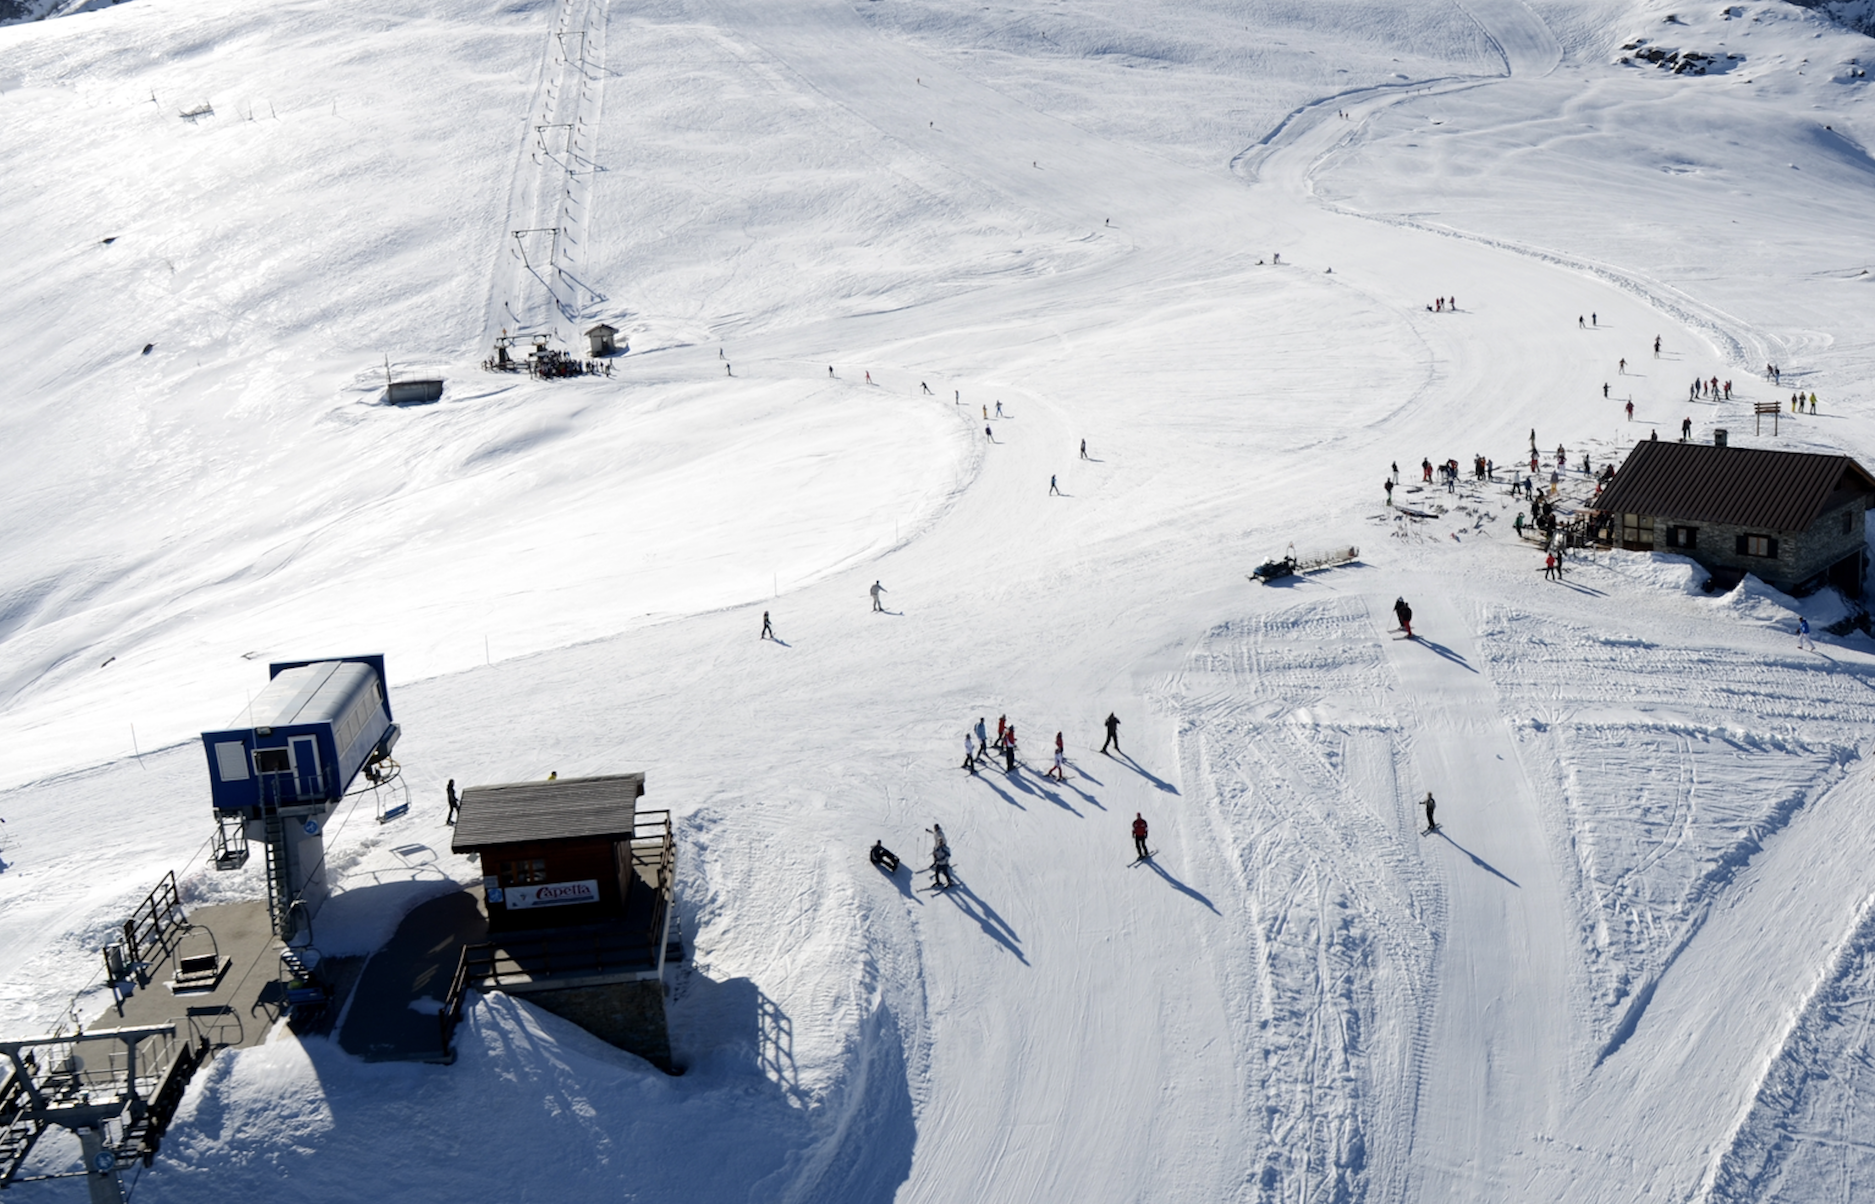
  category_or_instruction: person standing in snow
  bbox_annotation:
[1003,731,1017,774]
[1654,335,1662,357]
[446,779,460,826]
[1101,712,1121,755]
[1682,416,1692,441]
[1626,400,1634,421]
[1423,792,1437,832]
[995,401,1004,418]
[1391,461,1399,483]
[1050,474,1061,496]
[1514,512,1526,538]
[1047,748,1066,781]
[1798,616,1815,651]
[1081,439,1089,460]
[963,734,978,774]
[985,425,994,441]
[1545,552,1556,581]
[1394,597,1414,639]
[1619,357,1627,374]
[995,715,1007,750]
[976,718,991,766]
[760,610,774,640]
[1384,478,1394,506]
[870,580,887,612]
[1604,383,1610,399]
[1132,813,1150,860]
[932,840,954,889]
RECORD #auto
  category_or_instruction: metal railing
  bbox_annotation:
[103,872,186,989]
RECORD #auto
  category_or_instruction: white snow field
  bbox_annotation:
[3,0,1875,1198]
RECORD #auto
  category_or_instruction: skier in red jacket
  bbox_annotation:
[1132,813,1150,860]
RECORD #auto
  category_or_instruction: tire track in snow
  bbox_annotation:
[1175,599,1441,1203]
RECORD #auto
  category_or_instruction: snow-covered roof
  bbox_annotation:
[1595,441,1875,532]
[450,774,644,850]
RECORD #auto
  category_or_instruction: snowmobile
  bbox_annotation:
[1251,544,1360,584]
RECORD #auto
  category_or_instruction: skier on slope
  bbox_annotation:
[760,610,774,640]
[1132,813,1151,860]
[871,580,887,612]
[1394,596,1414,639]
[963,733,978,774]
[1423,792,1437,832]
[1048,747,1067,781]
[1101,712,1122,755]
[975,718,990,765]
[1004,726,1018,774]
[1798,616,1815,652]
[931,833,954,889]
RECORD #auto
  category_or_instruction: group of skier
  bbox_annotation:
[872,712,1149,890]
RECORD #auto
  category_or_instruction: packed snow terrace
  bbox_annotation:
[2,0,1875,1199]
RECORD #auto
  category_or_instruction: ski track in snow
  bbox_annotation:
[4,0,1875,1199]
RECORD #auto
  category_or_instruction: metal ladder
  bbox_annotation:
[261,815,293,940]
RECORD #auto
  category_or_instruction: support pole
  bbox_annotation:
[76,1127,126,1204]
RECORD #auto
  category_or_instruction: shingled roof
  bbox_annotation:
[1595,442,1875,531]
[451,773,644,851]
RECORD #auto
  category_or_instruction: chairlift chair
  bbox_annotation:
[167,924,229,994]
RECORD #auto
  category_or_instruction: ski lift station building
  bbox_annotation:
[200,655,399,937]
[202,656,397,812]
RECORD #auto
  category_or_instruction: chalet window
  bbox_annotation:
[253,748,291,774]
[1622,514,1653,546]
[1736,534,1778,558]
[500,858,548,885]
[1666,526,1697,549]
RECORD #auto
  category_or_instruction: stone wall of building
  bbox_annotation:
[529,979,675,1072]
[1646,500,1866,592]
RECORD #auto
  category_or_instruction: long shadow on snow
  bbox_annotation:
[970,771,1027,810]
[940,879,1027,964]
[1110,751,1180,794]
[1140,858,1220,914]
[999,765,1079,815]
[1432,829,1520,887]
[161,972,917,1204]
[1408,636,1480,674]
[874,859,924,903]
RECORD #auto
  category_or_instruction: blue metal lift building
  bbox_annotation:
[200,656,399,938]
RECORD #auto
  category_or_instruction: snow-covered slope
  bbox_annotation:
[4,0,1875,1201]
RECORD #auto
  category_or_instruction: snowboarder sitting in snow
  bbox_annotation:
[870,840,900,873]
[1394,597,1414,639]
[1132,813,1150,860]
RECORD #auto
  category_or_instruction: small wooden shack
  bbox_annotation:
[1594,439,1875,595]
[447,773,679,1069]
[585,323,619,357]
[452,774,647,932]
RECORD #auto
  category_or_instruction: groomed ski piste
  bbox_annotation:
[3,0,1875,1198]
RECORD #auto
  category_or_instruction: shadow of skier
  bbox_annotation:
[1433,829,1521,887]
